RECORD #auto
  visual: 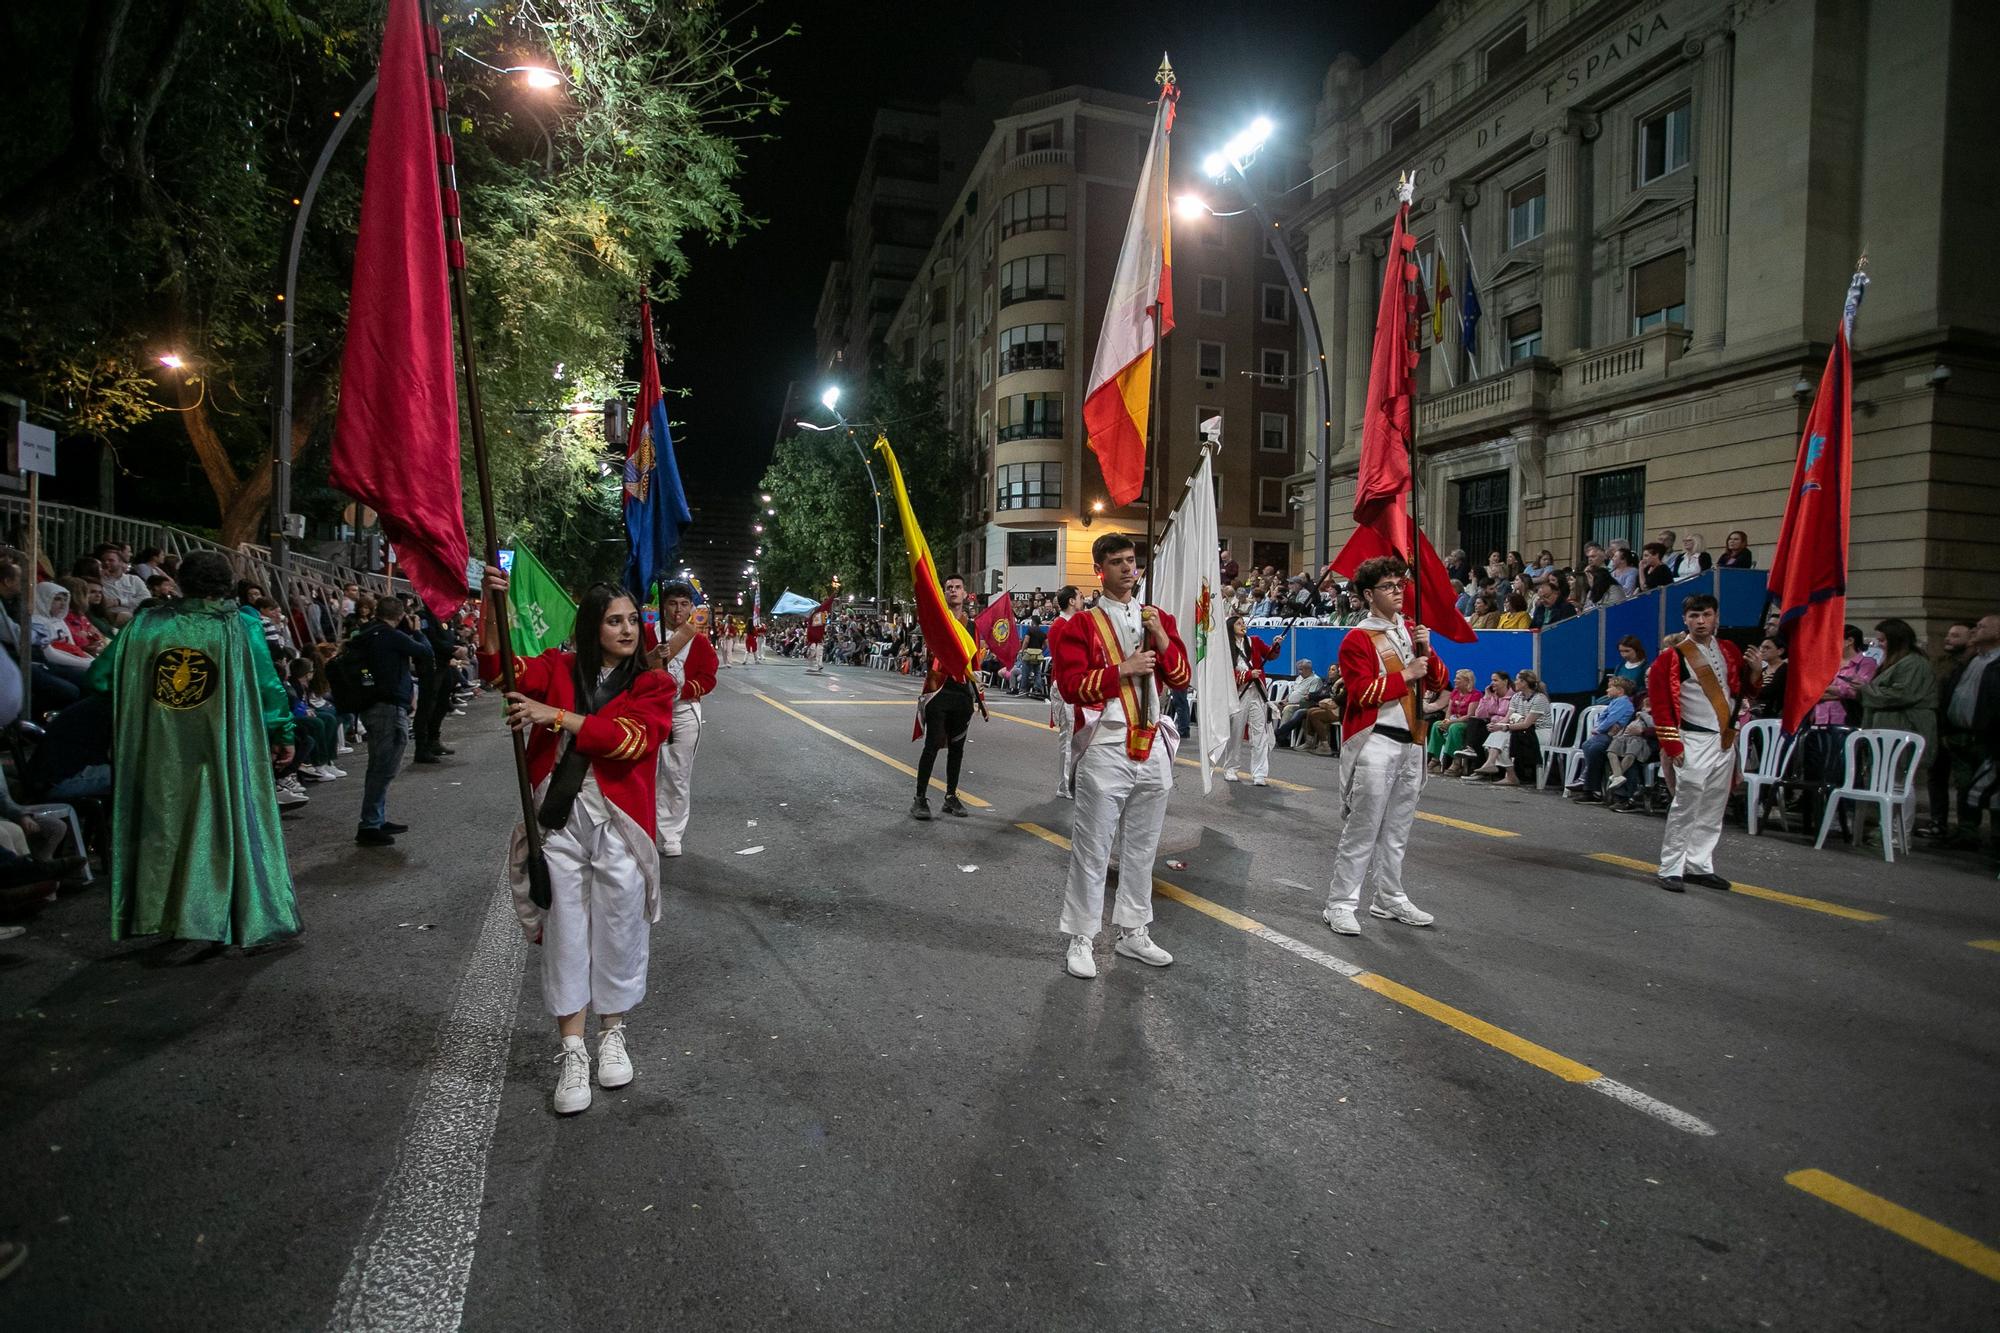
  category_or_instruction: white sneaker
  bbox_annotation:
[596,1026,633,1088]
[336,743,355,756]
[1370,899,1435,927]
[1114,926,1173,967]
[1323,906,1361,935]
[275,783,309,808]
[1065,934,1097,979]
[1252,777,1269,787]
[1222,770,1239,782]
[552,1038,592,1114]
[658,841,682,858]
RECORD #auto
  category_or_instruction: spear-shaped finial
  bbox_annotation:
[1157,53,1176,87]
[1843,250,1869,340]
[1396,170,1415,206]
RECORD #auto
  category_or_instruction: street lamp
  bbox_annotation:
[796,384,885,610]
[1201,116,1336,570]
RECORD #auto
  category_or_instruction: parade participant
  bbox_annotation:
[86,550,300,952]
[478,566,677,1116]
[1050,585,1080,798]
[1051,533,1191,978]
[744,618,761,663]
[647,580,717,858]
[912,574,984,820]
[1647,592,1762,892]
[1220,615,1287,786]
[1322,555,1447,936]
[804,596,830,673]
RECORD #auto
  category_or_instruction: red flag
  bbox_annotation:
[1765,280,1861,733]
[1330,198,1475,643]
[974,591,1022,670]
[328,0,469,618]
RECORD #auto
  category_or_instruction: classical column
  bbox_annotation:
[1342,242,1377,442]
[1430,183,1475,394]
[1536,112,1595,360]
[1687,30,1734,354]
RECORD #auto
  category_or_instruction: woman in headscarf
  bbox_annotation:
[33,582,95,678]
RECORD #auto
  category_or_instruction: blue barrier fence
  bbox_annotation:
[1250,568,1767,693]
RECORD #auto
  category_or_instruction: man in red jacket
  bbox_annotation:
[1051,533,1192,980]
[1323,555,1448,936]
[1648,592,1762,892]
[648,581,718,859]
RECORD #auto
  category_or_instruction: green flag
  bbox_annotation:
[505,541,574,657]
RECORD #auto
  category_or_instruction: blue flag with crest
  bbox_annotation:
[624,297,691,602]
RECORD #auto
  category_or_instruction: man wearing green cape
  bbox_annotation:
[84,550,300,948]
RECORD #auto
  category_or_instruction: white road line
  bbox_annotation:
[1586,1077,1719,1136]
[1249,923,1364,977]
[328,872,526,1331]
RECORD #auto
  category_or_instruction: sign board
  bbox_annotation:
[465,555,485,591]
[13,421,55,476]
[282,512,306,539]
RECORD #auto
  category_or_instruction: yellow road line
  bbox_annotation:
[1416,811,1519,839]
[1969,940,2000,954]
[750,692,992,808]
[1784,1169,2000,1282]
[1589,853,1887,922]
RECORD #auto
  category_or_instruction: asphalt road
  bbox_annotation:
[3,655,1996,1330]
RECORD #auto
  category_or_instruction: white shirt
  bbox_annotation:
[662,629,701,718]
[1090,596,1154,745]
[101,571,148,612]
[1677,637,1730,730]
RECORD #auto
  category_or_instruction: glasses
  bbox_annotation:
[1372,579,1407,591]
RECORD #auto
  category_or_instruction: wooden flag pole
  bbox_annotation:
[1399,173,1423,636]
[419,0,550,906]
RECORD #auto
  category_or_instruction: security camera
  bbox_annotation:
[1929,364,1951,387]
[1791,378,1814,402]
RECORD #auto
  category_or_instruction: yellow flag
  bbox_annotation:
[874,435,977,677]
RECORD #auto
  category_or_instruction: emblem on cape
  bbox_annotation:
[152,647,218,710]
[991,618,1011,643]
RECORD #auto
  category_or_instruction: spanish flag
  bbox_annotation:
[1082,67,1176,508]
[875,435,976,683]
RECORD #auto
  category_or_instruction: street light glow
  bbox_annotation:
[158,353,185,370]
[1201,152,1226,179]
[1175,193,1209,221]
[1210,117,1277,179]
[520,66,562,90]
[819,386,840,411]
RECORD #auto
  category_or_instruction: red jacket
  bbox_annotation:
[1338,618,1448,743]
[662,631,718,705]
[476,649,676,837]
[1646,638,1760,757]
[1235,635,1283,696]
[1049,603,1192,719]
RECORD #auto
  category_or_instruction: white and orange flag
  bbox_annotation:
[1083,62,1177,508]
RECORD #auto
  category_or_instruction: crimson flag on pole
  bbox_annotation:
[974,591,1022,670]
[1329,196,1475,643]
[328,0,469,618]
[1765,272,1865,734]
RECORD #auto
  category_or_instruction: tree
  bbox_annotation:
[0,0,786,587]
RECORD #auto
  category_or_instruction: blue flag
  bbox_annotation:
[624,297,691,601]
[1459,271,1482,359]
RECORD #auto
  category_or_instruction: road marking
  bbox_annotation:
[1171,757,1316,793]
[1416,811,1518,838]
[1014,822,1713,1136]
[1588,853,1887,922]
[751,692,992,807]
[328,873,527,1331]
[1969,939,2000,954]
[1784,1169,2000,1282]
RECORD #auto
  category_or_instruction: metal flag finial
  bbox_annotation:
[1843,252,1869,341]
[1396,170,1415,206]
[1156,54,1176,87]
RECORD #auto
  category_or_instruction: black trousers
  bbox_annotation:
[414,659,456,751]
[916,684,976,798]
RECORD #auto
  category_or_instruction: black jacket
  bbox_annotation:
[351,620,434,710]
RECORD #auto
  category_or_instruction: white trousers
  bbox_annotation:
[1660,729,1732,878]
[807,642,824,670]
[541,798,650,1018]
[654,703,701,847]
[1059,738,1174,938]
[1326,732,1425,914]
[1052,688,1076,796]
[1221,694,1274,780]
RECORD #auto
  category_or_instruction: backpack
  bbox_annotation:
[325,631,383,714]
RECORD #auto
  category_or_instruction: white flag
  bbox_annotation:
[1150,450,1234,793]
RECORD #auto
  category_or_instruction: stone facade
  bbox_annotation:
[1296,0,2000,634]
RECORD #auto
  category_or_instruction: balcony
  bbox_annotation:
[1415,361,1555,442]
[1009,148,1073,171]
[1560,326,1689,405]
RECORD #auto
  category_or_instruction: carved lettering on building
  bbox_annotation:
[1544,14,1673,104]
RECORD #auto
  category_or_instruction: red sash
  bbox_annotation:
[1088,606,1157,761]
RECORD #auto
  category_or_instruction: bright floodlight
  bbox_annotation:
[520,67,562,89]
[1174,193,1209,221]
[1202,152,1227,179]
[819,386,840,411]
[158,353,185,370]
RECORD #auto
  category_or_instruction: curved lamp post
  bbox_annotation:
[796,386,885,610]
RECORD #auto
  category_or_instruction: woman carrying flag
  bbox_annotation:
[1219,615,1288,786]
[478,565,676,1116]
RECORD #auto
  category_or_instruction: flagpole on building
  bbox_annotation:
[419,0,550,905]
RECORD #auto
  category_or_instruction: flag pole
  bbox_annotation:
[1140,59,1175,727]
[420,0,550,906]
[1399,173,1422,634]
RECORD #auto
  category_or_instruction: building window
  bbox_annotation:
[998,322,1065,375]
[980,346,993,387]
[997,392,1063,442]
[1007,529,1059,566]
[1196,341,1225,379]
[1197,275,1226,315]
[996,462,1062,511]
[999,184,1068,239]
[999,254,1066,306]
[1505,306,1542,363]
[1388,104,1421,150]
[1506,175,1545,248]
[1259,411,1290,454]
[1637,100,1691,185]
[1022,122,1057,153]
[1455,471,1509,565]
[1579,467,1646,555]
[1258,477,1287,517]
[1485,23,1528,79]
[979,410,991,446]
[1631,252,1687,334]
[1259,348,1289,387]
[1260,283,1290,323]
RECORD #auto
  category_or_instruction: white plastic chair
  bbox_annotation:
[1815,729,1926,862]
[1537,701,1580,789]
[1558,704,1608,788]
[1736,718,1795,837]
[1266,679,1295,709]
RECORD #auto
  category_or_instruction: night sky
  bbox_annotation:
[665,0,1430,503]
